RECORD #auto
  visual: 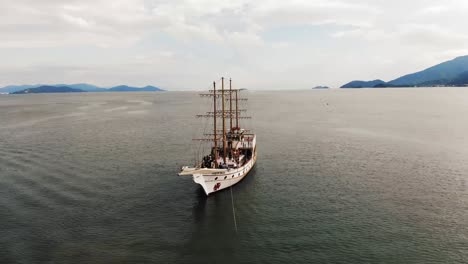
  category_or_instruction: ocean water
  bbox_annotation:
[1,89,467,263]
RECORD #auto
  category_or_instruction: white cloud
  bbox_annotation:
[61,14,92,28]
[1,0,468,89]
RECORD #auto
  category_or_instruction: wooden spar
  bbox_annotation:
[205,110,246,113]
[203,133,254,136]
[222,77,227,164]
[196,114,251,119]
[235,89,239,130]
[193,138,223,141]
[213,81,218,168]
[211,129,250,133]
[229,79,233,130]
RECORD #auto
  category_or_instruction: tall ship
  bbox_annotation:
[179,77,257,195]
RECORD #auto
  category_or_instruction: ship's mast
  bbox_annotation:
[193,78,251,167]
[235,88,239,164]
[235,89,239,130]
[222,77,227,164]
[229,78,233,130]
[213,81,218,168]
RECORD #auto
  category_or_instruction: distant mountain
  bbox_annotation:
[1,83,165,93]
[12,86,86,94]
[312,86,329,89]
[60,83,107,92]
[108,85,163,92]
[389,56,468,86]
[0,83,102,93]
[0,84,43,93]
[448,71,468,86]
[341,80,386,88]
[341,55,468,88]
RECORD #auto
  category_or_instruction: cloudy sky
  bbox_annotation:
[1,0,468,90]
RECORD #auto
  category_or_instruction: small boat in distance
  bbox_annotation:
[179,77,257,195]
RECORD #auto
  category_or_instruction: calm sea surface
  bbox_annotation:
[1,89,468,263]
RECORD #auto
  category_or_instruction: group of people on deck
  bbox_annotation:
[201,152,242,169]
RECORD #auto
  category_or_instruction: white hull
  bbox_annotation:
[180,151,257,195]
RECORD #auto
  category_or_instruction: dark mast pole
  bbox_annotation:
[222,77,227,165]
[229,78,233,130]
[235,90,239,130]
[213,81,218,168]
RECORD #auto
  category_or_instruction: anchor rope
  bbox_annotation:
[230,185,238,233]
